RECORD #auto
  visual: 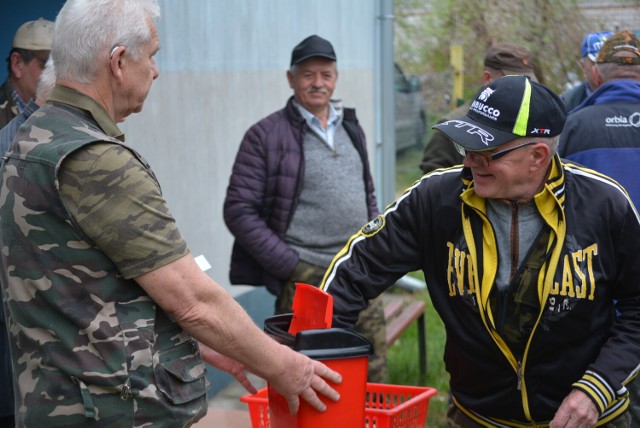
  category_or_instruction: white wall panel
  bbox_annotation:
[120,0,377,297]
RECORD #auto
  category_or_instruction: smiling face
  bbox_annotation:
[113,16,160,121]
[287,57,337,115]
[463,139,551,202]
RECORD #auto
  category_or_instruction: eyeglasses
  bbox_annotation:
[453,141,538,167]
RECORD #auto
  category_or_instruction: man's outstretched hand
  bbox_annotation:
[199,342,258,394]
[268,346,342,414]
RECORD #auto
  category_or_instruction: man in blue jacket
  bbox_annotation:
[322,75,640,426]
[559,29,640,428]
[559,30,640,204]
[224,35,387,382]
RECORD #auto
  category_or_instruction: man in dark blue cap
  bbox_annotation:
[321,75,640,427]
[224,35,388,383]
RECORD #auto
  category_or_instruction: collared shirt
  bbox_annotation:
[585,84,593,99]
[48,85,125,142]
[0,99,40,155]
[293,99,343,149]
[8,81,26,115]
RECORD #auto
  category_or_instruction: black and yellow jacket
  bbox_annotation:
[321,155,640,426]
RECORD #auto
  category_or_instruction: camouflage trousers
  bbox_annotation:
[274,260,388,383]
[446,403,631,427]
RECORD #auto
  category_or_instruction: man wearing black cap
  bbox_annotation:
[224,35,388,383]
[321,75,640,426]
[420,42,539,174]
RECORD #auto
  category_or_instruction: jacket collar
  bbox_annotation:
[460,154,566,216]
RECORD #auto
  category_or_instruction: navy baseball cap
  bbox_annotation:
[290,35,336,66]
[433,75,567,151]
[581,31,614,61]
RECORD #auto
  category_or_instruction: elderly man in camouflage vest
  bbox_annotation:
[0,0,341,426]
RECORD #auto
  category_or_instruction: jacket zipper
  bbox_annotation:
[510,201,519,281]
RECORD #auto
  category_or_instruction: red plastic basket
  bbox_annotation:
[240,383,438,428]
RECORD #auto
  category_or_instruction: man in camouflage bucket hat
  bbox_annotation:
[0,0,341,426]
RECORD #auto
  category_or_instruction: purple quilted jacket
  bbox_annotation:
[223,96,378,296]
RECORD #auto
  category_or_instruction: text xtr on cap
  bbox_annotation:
[432,75,567,151]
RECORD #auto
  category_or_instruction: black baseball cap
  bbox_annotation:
[290,35,336,66]
[433,75,567,151]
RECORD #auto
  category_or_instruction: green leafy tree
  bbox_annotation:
[395,0,612,116]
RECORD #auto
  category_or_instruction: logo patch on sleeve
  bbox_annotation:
[361,214,385,237]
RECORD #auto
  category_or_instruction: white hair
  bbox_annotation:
[36,57,56,101]
[51,0,160,84]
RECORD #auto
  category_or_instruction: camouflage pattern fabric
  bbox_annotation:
[596,30,640,65]
[489,227,550,360]
[275,260,388,383]
[0,95,207,426]
[0,80,19,130]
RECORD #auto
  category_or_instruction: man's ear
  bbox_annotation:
[10,52,24,78]
[109,46,126,81]
[592,65,604,88]
[531,142,551,169]
[481,70,493,84]
[286,70,294,89]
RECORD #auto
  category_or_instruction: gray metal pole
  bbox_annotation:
[374,0,396,209]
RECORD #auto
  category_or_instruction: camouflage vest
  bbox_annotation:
[0,103,207,427]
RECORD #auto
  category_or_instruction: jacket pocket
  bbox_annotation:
[154,340,208,405]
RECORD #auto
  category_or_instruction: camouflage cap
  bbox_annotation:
[596,30,640,65]
[12,18,54,51]
[484,42,538,81]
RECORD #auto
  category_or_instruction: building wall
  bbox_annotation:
[579,1,640,32]
[0,0,64,83]
[127,0,377,396]
[0,0,379,397]
[121,0,377,300]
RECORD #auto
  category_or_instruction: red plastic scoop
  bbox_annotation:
[288,282,333,334]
